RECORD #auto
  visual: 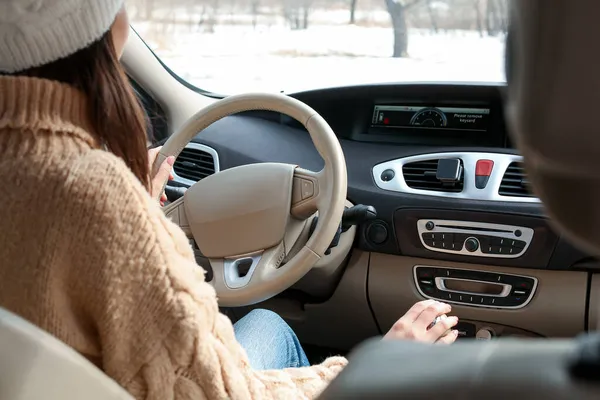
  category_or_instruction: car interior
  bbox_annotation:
[2,0,600,399]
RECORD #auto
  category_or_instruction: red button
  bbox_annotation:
[476,160,494,176]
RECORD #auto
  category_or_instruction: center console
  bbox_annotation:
[414,265,537,309]
[417,219,533,258]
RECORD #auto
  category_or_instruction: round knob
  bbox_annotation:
[380,169,395,182]
[465,237,479,252]
[476,328,494,340]
[367,222,388,245]
[425,221,435,231]
[514,229,522,237]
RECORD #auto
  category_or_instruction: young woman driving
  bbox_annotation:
[0,1,459,398]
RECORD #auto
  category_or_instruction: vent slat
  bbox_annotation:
[499,162,533,197]
[402,159,464,193]
[173,147,216,182]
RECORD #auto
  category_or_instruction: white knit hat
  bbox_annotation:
[0,0,125,73]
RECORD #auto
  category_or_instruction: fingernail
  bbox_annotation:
[453,330,459,335]
[167,156,175,166]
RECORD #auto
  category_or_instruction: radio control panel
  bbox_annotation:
[414,266,537,309]
[417,219,534,258]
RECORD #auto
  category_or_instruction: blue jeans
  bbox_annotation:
[234,309,311,370]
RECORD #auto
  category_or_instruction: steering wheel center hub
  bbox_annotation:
[184,163,297,259]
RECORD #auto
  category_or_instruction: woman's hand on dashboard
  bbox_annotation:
[383,300,459,344]
[148,146,175,205]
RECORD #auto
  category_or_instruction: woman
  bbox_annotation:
[0,1,459,399]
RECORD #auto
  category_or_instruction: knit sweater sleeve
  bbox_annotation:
[66,150,347,400]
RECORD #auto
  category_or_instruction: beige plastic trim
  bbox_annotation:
[121,28,216,133]
[157,93,347,306]
[590,274,600,332]
[233,250,381,351]
[0,308,133,400]
[369,254,588,338]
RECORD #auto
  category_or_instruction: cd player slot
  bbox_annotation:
[435,224,513,233]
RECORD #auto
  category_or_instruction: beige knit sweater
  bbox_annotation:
[0,76,347,399]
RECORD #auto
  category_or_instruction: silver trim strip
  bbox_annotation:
[434,277,512,297]
[172,142,221,187]
[417,219,534,259]
[413,265,538,310]
[224,254,262,289]
[372,152,540,203]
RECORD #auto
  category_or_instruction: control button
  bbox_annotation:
[496,295,526,307]
[449,242,463,251]
[504,246,518,255]
[422,285,436,295]
[514,280,533,290]
[380,169,395,182]
[482,296,499,307]
[435,291,451,301]
[416,267,435,279]
[490,245,502,254]
[440,233,453,243]
[476,328,494,340]
[515,229,522,237]
[367,222,388,244]
[512,239,526,249]
[422,232,434,241]
[425,221,435,231]
[465,237,479,252]
[476,235,491,248]
[301,179,314,200]
[475,175,490,190]
[490,237,508,246]
[453,233,468,244]
[475,159,494,189]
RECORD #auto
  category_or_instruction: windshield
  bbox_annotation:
[128,0,508,94]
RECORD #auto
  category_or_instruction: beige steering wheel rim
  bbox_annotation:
[155,93,348,306]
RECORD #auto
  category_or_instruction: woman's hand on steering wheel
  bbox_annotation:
[148,146,175,205]
[383,300,459,344]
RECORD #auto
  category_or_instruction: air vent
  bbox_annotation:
[402,159,464,193]
[173,147,216,182]
[499,162,532,197]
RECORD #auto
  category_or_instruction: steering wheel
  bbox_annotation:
[152,93,348,307]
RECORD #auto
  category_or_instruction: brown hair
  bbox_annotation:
[15,32,151,189]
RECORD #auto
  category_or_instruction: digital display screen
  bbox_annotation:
[371,105,491,132]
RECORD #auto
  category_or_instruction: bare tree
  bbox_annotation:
[349,0,358,24]
[384,0,424,58]
[282,0,312,30]
[251,0,260,29]
[425,0,438,33]
[473,0,484,37]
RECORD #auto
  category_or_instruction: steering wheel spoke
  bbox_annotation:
[163,197,192,235]
[291,168,323,219]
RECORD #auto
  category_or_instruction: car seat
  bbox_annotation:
[0,308,133,400]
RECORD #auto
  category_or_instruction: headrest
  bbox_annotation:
[505,0,600,255]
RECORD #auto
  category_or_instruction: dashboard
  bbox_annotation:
[162,82,593,275]
[152,81,599,342]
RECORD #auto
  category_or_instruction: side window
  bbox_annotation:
[130,78,169,144]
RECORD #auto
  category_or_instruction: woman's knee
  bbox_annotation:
[242,309,290,333]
